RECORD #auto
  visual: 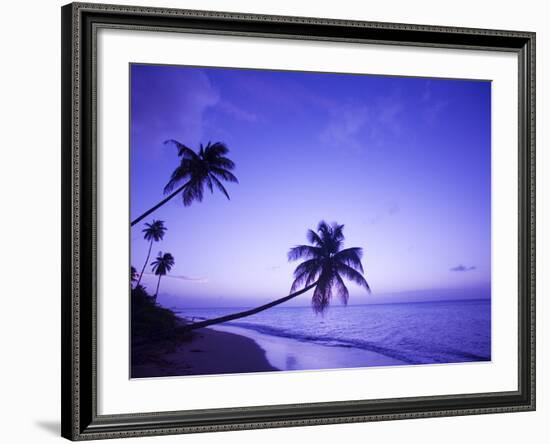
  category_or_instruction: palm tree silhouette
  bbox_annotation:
[182,221,370,331]
[130,266,139,287]
[131,141,238,227]
[151,252,175,301]
[136,220,166,289]
[288,221,371,313]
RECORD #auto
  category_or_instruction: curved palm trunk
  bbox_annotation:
[180,282,317,332]
[136,240,153,288]
[131,181,189,227]
[154,275,162,302]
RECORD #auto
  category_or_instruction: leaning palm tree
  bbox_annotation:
[131,141,238,226]
[181,221,370,332]
[136,220,166,288]
[151,252,175,301]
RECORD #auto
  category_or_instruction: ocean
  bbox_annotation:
[174,299,491,370]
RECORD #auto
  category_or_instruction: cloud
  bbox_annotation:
[319,87,407,151]
[319,104,370,151]
[424,100,448,125]
[421,81,433,102]
[376,93,404,136]
[131,65,220,156]
[450,265,476,272]
[387,202,400,215]
[231,72,315,116]
[366,202,400,225]
[366,214,383,225]
[217,101,258,122]
[420,80,449,124]
[143,272,208,283]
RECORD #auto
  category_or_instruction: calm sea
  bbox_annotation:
[175,299,491,365]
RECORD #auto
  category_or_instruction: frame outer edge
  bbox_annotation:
[62,2,83,441]
[528,32,536,411]
[518,32,536,411]
[71,1,534,38]
[61,3,73,440]
[61,2,537,440]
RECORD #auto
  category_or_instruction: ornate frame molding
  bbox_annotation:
[61,2,535,440]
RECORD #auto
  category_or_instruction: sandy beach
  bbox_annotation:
[132,320,407,379]
[132,327,278,378]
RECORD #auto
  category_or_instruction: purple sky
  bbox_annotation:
[130,64,491,308]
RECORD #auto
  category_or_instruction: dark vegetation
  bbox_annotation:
[131,285,191,368]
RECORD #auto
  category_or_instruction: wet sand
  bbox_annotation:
[212,324,407,371]
[131,327,278,378]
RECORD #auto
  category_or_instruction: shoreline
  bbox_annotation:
[132,319,407,378]
[211,324,406,371]
[132,326,278,378]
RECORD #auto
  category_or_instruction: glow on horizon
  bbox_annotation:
[130,64,491,307]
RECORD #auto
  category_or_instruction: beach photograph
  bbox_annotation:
[129,64,491,378]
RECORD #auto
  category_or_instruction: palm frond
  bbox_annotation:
[163,162,193,194]
[317,220,330,238]
[315,221,343,253]
[333,272,350,305]
[331,223,345,242]
[336,263,371,293]
[290,270,318,293]
[208,156,235,170]
[164,139,200,160]
[290,259,322,292]
[204,141,229,158]
[311,272,333,314]
[292,258,322,277]
[205,175,214,194]
[334,247,364,273]
[210,167,239,183]
[288,245,323,261]
[306,229,323,247]
[209,174,231,200]
[181,180,204,206]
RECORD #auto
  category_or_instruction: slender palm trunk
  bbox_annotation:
[153,274,162,302]
[180,282,317,332]
[131,181,189,227]
[154,275,162,301]
[136,240,153,288]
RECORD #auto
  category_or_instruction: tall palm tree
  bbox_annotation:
[136,220,166,288]
[181,221,370,332]
[151,252,175,301]
[131,141,238,226]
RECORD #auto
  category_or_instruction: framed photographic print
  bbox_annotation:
[61,2,536,440]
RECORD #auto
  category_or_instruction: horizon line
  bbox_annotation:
[169,297,491,311]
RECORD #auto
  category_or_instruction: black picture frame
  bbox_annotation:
[61,2,536,440]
